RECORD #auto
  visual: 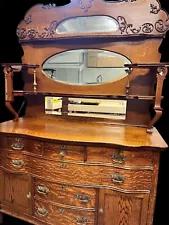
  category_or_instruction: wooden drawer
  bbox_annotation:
[87,147,153,168]
[44,142,85,162]
[27,156,152,191]
[34,200,95,225]
[2,152,26,173]
[34,179,96,209]
[0,135,42,155]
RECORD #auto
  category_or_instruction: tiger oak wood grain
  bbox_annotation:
[34,179,96,209]
[98,189,149,225]
[44,142,85,162]
[34,200,95,225]
[0,0,168,224]
[0,116,167,149]
[25,155,152,192]
[87,147,153,168]
[0,136,42,155]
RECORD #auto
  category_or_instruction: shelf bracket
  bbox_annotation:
[147,66,168,133]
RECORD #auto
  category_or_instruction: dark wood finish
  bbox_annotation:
[17,0,168,41]
[0,0,168,225]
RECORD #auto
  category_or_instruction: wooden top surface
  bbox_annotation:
[0,116,167,150]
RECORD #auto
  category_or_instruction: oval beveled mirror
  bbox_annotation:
[42,49,131,85]
[56,16,119,34]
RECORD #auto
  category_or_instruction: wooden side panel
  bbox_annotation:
[98,189,149,225]
[2,172,32,215]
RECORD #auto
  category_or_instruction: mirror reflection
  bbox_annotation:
[42,49,131,85]
[56,16,119,34]
[45,97,127,120]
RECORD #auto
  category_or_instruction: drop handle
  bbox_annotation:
[76,217,89,223]
[111,173,125,184]
[12,160,24,168]
[60,150,66,157]
[111,151,126,164]
[76,194,90,203]
[11,139,24,150]
[37,208,48,217]
[37,186,50,195]
[61,145,67,150]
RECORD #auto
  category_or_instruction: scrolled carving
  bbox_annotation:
[27,29,36,39]
[125,0,136,2]
[117,16,141,34]
[155,19,169,33]
[142,23,154,33]
[24,15,32,24]
[41,3,57,9]
[150,4,160,14]
[17,21,58,39]
[17,27,27,39]
[78,0,94,13]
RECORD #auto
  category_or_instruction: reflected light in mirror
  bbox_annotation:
[42,49,131,85]
[45,97,127,120]
[56,16,119,34]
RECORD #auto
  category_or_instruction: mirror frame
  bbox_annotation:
[41,49,132,86]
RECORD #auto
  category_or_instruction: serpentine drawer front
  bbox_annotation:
[34,200,95,225]
[87,147,153,168]
[26,155,152,191]
[44,142,85,162]
[34,179,96,209]
[0,135,42,155]
[0,122,166,225]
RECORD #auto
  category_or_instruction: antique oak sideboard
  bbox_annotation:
[0,0,169,225]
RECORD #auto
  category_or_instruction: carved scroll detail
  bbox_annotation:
[78,0,94,13]
[150,4,160,14]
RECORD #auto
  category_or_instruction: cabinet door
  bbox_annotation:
[98,189,149,225]
[1,171,32,215]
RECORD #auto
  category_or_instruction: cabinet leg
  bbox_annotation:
[0,213,3,224]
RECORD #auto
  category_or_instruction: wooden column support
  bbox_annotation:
[147,67,168,133]
[4,67,19,121]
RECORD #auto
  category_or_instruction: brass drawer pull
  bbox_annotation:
[11,139,24,150]
[59,208,64,213]
[111,151,126,164]
[37,186,50,195]
[60,164,67,168]
[60,150,66,158]
[37,208,48,216]
[61,145,67,150]
[76,194,90,203]
[60,185,66,191]
[12,160,24,168]
[111,173,125,184]
[76,217,89,223]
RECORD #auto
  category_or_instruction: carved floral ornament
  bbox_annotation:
[41,0,137,12]
[17,15,169,40]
